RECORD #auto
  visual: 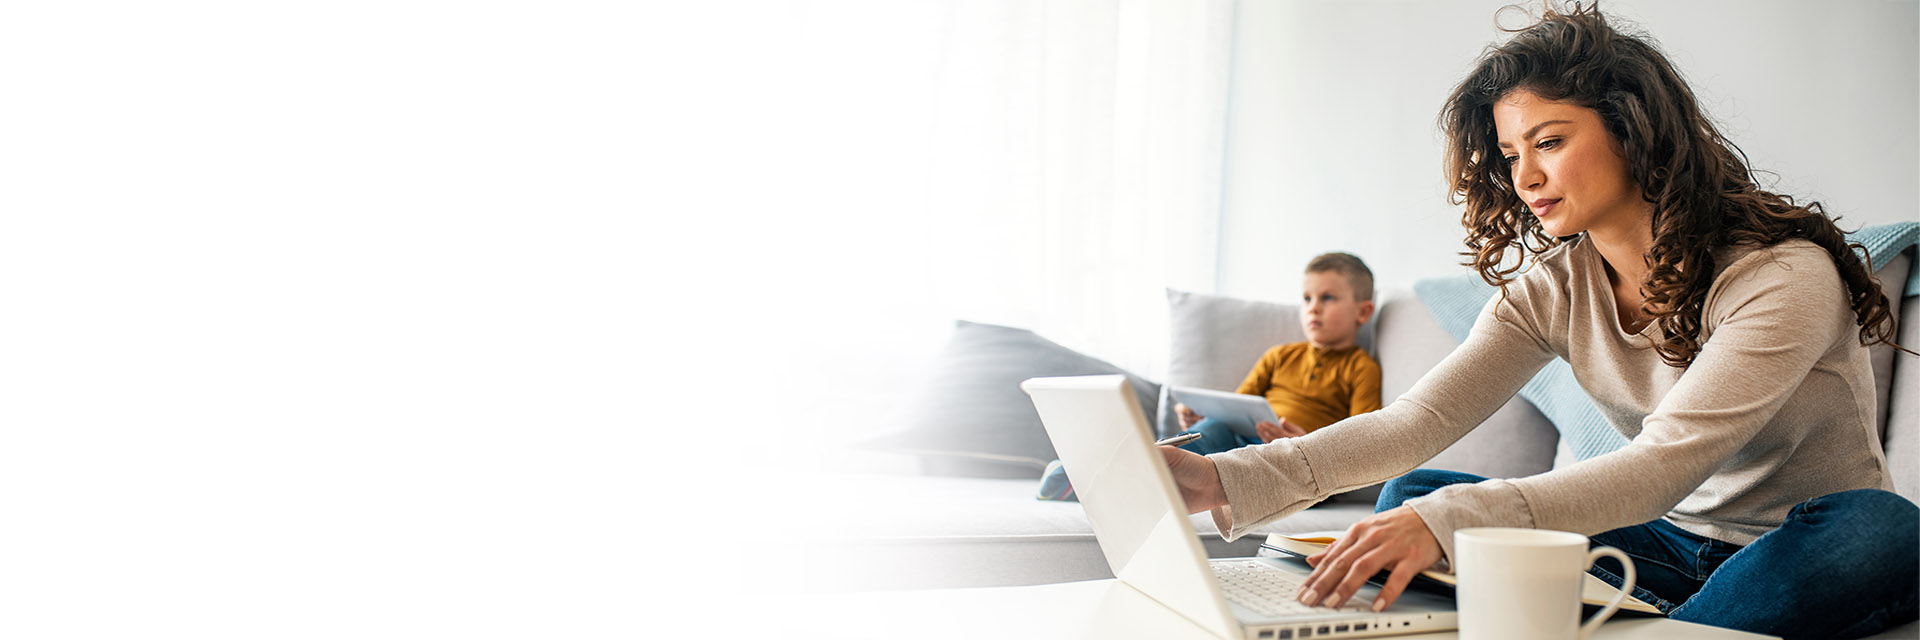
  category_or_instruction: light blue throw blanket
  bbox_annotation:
[1412,221,1918,462]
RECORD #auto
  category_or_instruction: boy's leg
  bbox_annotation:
[1177,419,1256,455]
[1667,489,1918,639]
[1036,459,1076,501]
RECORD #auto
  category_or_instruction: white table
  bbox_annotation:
[775,578,1778,640]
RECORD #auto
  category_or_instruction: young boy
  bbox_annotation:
[1038,252,1382,500]
[1172,252,1382,456]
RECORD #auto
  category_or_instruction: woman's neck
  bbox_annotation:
[1586,205,1654,278]
[1585,207,1657,327]
[1593,234,1650,291]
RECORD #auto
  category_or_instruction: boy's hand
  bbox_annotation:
[1256,417,1309,443]
[1175,403,1203,429]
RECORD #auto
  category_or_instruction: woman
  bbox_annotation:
[1159,5,1916,639]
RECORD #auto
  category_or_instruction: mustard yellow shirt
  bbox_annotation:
[1233,342,1382,433]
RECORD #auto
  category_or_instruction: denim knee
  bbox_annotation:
[1790,489,1918,565]
[1717,489,1918,592]
[1667,489,1918,637]
[1376,469,1488,513]
[1796,488,1918,522]
[1191,419,1237,439]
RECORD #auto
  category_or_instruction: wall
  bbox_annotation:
[1217,0,1920,301]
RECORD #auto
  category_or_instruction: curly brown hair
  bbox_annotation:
[1439,2,1901,367]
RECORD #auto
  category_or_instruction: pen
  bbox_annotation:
[1155,432,1203,448]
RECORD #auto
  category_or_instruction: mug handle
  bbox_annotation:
[1579,546,1637,640]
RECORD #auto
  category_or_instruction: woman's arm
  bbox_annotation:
[1404,245,1856,554]
[1202,288,1558,540]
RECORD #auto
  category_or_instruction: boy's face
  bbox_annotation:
[1300,271,1374,349]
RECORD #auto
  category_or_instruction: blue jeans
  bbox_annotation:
[1176,418,1262,455]
[1377,469,1919,640]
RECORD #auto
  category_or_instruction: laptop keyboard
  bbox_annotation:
[1213,559,1376,617]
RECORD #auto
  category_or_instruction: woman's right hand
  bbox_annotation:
[1159,445,1228,513]
[1175,403,1203,429]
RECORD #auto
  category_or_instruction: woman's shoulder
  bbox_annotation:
[1501,236,1591,303]
[1706,237,1847,318]
[1462,238,1592,342]
[1711,238,1839,288]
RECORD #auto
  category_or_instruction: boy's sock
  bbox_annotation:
[1036,459,1078,501]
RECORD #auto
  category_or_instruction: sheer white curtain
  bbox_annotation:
[915,0,1235,380]
[726,0,1235,446]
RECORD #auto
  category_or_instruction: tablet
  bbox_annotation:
[1168,386,1280,439]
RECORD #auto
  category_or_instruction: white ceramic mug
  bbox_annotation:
[1454,528,1637,640]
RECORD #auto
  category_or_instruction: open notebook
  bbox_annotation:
[1261,532,1662,615]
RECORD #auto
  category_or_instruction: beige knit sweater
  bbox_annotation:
[1207,236,1892,563]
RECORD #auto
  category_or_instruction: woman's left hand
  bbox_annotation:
[1298,505,1443,612]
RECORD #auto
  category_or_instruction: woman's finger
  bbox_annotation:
[1321,546,1394,609]
[1371,555,1424,612]
[1299,523,1363,604]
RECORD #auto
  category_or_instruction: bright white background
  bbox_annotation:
[0,1,1913,638]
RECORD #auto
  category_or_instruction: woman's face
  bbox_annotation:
[1493,89,1646,239]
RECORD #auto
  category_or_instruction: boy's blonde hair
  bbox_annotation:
[1306,252,1374,302]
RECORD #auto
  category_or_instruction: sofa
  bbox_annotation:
[813,240,1917,639]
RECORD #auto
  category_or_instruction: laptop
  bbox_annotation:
[1022,375,1457,640]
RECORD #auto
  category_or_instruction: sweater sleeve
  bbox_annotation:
[1403,246,1854,562]
[1206,291,1556,540]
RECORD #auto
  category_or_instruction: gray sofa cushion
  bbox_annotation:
[1871,251,1918,640]
[1869,251,1912,444]
[1884,249,1919,500]
[860,320,1160,478]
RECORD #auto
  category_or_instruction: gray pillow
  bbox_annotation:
[860,320,1161,478]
